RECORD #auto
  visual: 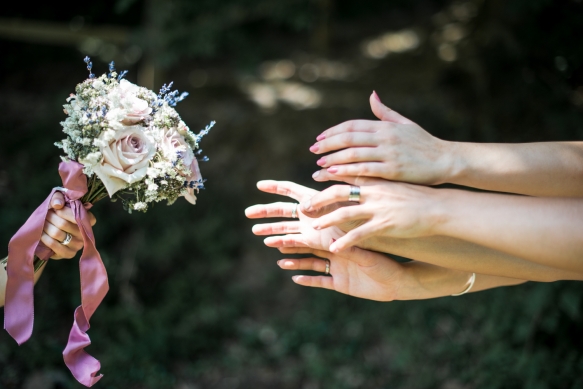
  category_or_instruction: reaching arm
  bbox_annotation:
[248,180,582,283]
[277,247,526,301]
[305,179,583,275]
[311,92,583,197]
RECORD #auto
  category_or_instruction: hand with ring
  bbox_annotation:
[42,191,97,260]
[301,177,440,253]
[245,180,347,251]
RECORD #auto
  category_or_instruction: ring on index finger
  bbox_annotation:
[348,186,361,203]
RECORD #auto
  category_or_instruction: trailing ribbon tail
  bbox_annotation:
[4,188,58,344]
[4,161,109,387]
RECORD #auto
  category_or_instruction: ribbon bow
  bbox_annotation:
[4,161,109,387]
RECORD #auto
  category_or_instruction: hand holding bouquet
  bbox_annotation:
[4,58,213,386]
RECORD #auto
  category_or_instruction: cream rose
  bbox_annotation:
[91,126,156,196]
[159,128,201,204]
[106,79,152,125]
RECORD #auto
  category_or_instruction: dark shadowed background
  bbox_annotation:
[1,1,583,388]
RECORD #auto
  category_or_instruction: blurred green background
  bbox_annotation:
[1,0,583,388]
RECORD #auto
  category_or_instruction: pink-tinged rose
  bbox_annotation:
[92,126,155,196]
[107,80,152,125]
[161,128,195,166]
[184,158,202,205]
[160,128,202,204]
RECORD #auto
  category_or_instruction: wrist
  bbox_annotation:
[423,187,453,236]
[443,141,470,186]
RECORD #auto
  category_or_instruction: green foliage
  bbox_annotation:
[1,0,583,388]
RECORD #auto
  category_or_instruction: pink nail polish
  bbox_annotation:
[372,90,381,102]
[312,171,321,179]
[309,143,320,153]
[316,157,326,166]
[316,133,326,141]
[327,166,338,174]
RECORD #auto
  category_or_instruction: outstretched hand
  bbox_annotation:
[301,177,440,253]
[245,180,346,251]
[310,91,454,185]
[277,246,407,301]
[43,191,97,259]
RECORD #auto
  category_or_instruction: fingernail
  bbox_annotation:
[301,200,312,212]
[327,166,338,174]
[316,133,326,141]
[54,199,63,206]
[316,157,326,167]
[312,171,320,179]
[372,90,382,102]
[309,143,320,153]
[312,222,321,230]
[292,275,300,282]
[277,260,281,266]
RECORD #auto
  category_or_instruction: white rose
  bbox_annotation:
[106,79,152,125]
[160,128,194,166]
[90,126,156,196]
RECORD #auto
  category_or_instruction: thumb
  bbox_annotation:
[50,191,65,210]
[370,91,415,125]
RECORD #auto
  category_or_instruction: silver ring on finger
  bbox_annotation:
[60,232,73,246]
[348,185,361,203]
[291,203,299,218]
[325,260,330,275]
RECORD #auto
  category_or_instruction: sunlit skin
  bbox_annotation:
[248,180,583,283]
[311,92,583,198]
[302,176,583,274]
[0,192,95,307]
[246,180,536,301]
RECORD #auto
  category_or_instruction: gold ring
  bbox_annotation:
[348,186,360,202]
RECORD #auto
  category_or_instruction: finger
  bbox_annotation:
[329,225,374,253]
[311,171,381,187]
[315,120,382,142]
[245,202,299,219]
[87,211,97,227]
[40,232,77,260]
[252,221,301,235]
[256,180,317,201]
[278,247,332,259]
[302,184,370,214]
[43,222,85,252]
[312,132,379,155]
[43,220,67,242]
[52,207,76,225]
[264,234,308,248]
[46,210,82,237]
[316,147,382,168]
[301,185,350,213]
[312,206,371,230]
[370,92,415,124]
[292,275,334,290]
[278,257,329,272]
[50,191,66,210]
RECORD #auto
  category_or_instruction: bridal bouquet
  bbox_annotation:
[4,57,213,387]
[58,57,213,211]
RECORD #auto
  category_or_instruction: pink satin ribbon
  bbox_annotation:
[4,161,109,387]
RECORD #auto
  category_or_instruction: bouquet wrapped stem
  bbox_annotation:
[3,57,213,387]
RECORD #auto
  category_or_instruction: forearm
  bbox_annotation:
[398,261,527,300]
[448,142,583,197]
[359,235,583,282]
[0,256,46,308]
[432,190,583,273]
